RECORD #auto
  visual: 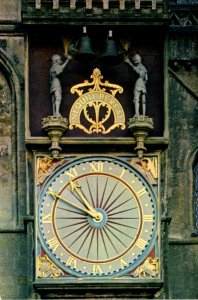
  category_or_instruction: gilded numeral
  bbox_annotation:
[136,187,147,197]
[48,237,59,252]
[42,213,52,224]
[119,169,126,179]
[120,258,128,268]
[92,264,103,274]
[66,256,77,268]
[65,167,78,179]
[143,215,153,222]
[136,238,147,250]
[90,162,104,172]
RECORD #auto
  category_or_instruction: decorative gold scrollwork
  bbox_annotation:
[70,68,123,96]
[36,156,53,184]
[69,68,126,134]
[37,255,64,278]
[140,157,158,179]
[133,257,159,278]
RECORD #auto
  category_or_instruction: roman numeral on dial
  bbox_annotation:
[66,256,77,268]
[136,238,147,250]
[89,162,104,172]
[65,167,78,179]
[92,264,103,274]
[48,237,59,252]
[136,188,147,197]
[42,213,52,224]
[143,214,154,222]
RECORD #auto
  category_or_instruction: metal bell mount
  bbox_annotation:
[74,26,96,63]
[99,30,124,65]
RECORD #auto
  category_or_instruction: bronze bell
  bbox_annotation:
[74,27,96,63]
[99,30,124,65]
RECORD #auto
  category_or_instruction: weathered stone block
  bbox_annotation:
[168,243,198,299]
[0,234,28,299]
[0,0,21,23]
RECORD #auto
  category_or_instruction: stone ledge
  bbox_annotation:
[34,279,164,298]
[169,238,198,245]
[26,136,169,145]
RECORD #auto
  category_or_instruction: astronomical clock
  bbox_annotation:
[30,29,164,297]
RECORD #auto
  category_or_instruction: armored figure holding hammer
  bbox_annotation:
[50,53,72,116]
[125,54,148,116]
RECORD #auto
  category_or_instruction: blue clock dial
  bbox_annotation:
[37,156,157,278]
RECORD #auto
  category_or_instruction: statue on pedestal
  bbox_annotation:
[125,54,148,116]
[43,45,77,157]
[50,51,73,116]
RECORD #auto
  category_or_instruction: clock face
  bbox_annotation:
[37,156,158,278]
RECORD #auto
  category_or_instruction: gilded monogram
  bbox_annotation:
[69,68,126,134]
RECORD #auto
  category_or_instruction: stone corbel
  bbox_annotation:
[42,116,68,158]
[128,116,154,159]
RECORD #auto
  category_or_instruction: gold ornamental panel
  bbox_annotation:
[69,68,126,134]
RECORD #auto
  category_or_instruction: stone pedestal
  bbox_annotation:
[128,115,154,158]
[42,116,68,158]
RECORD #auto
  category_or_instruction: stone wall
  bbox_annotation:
[167,32,198,298]
[0,234,28,299]
[168,242,198,299]
[0,2,27,297]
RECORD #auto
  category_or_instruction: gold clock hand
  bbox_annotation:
[70,180,97,213]
[48,189,101,220]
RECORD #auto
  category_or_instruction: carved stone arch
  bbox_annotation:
[0,48,25,230]
[0,48,23,98]
[185,146,198,234]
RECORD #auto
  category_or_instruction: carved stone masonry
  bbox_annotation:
[128,116,154,159]
[42,116,68,158]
